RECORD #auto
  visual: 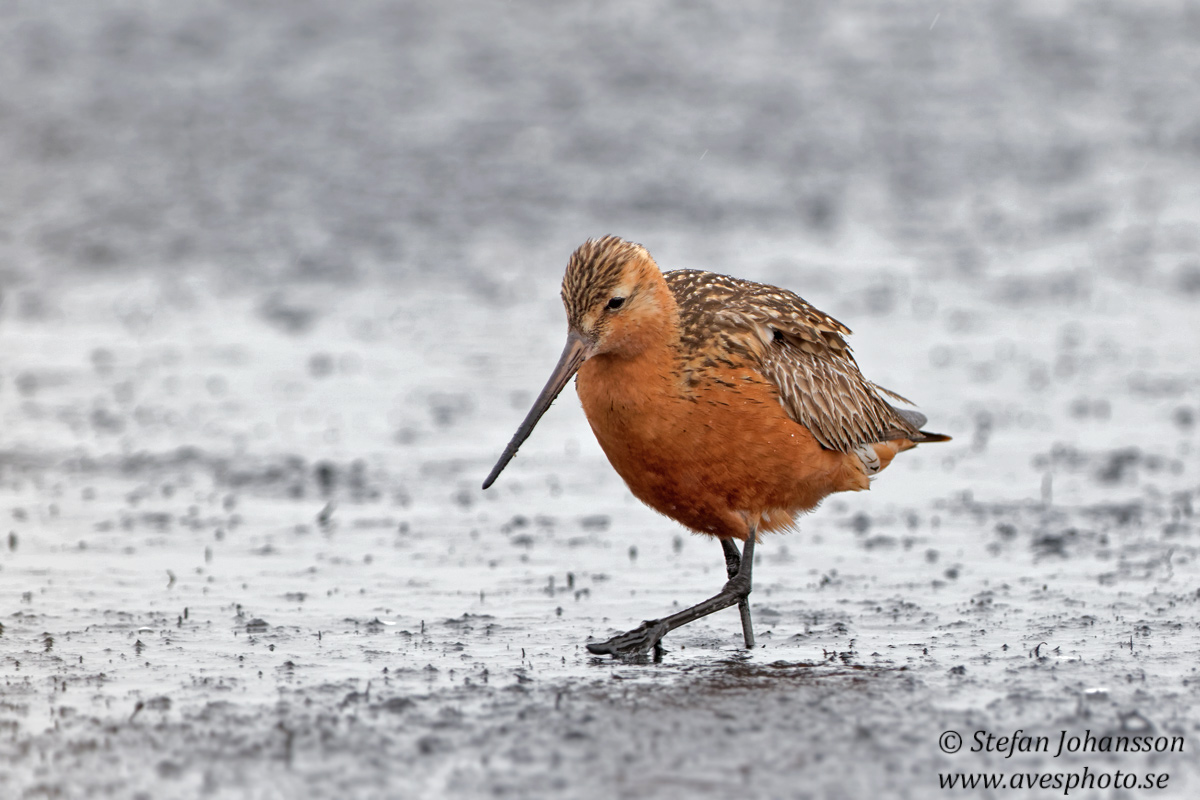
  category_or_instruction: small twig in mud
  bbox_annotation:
[1031,641,1049,659]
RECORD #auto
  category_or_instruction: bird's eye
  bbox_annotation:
[606,296,626,310]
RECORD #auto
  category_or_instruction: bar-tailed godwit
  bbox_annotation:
[484,236,948,658]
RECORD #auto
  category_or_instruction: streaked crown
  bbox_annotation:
[561,236,651,323]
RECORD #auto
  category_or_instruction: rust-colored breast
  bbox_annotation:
[575,333,861,541]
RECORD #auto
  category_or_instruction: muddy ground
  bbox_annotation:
[2,2,1200,798]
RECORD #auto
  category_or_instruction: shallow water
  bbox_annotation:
[2,265,1197,798]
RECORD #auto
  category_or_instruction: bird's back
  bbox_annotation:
[664,269,934,453]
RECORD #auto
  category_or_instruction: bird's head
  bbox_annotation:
[560,235,669,358]
[483,236,672,489]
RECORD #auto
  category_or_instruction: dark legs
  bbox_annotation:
[721,538,756,649]
[586,528,757,658]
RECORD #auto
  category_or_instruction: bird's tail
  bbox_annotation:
[888,405,951,444]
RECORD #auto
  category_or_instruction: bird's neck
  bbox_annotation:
[576,280,681,413]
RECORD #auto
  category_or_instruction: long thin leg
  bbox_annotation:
[587,527,757,658]
[721,538,755,649]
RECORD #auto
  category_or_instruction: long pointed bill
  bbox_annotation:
[482,332,592,490]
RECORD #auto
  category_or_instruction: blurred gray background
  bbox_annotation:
[3,0,1198,292]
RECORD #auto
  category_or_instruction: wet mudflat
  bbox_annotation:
[3,2,1200,798]
[3,267,1198,798]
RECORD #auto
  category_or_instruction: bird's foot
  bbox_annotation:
[586,619,670,659]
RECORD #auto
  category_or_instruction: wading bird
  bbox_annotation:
[483,236,948,658]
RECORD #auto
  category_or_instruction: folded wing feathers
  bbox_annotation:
[730,284,918,451]
[764,334,923,451]
[665,269,925,452]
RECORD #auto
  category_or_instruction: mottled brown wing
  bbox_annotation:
[666,269,922,452]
